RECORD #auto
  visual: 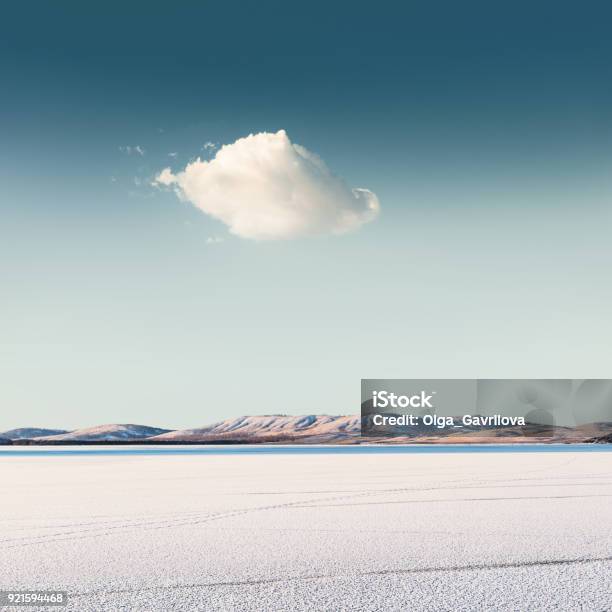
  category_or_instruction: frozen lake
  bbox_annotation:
[1,443,610,457]
[1,449,610,610]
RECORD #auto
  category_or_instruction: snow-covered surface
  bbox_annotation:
[33,424,171,441]
[0,451,610,611]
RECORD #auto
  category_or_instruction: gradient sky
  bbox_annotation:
[2,1,612,430]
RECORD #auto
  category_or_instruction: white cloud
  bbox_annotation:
[119,145,145,156]
[153,130,380,241]
[206,236,224,244]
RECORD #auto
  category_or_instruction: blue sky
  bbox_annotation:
[2,1,612,429]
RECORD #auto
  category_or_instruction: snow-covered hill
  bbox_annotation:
[0,428,69,440]
[149,415,361,442]
[7,417,609,445]
[34,424,172,442]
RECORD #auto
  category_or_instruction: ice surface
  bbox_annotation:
[0,450,610,610]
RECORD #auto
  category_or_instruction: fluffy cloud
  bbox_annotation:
[153,130,380,240]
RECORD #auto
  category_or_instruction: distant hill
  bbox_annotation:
[0,428,68,440]
[33,424,172,442]
[149,415,361,443]
[3,417,611,445]
[587,432,612,444]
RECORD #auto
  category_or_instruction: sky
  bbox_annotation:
[2,1,612,430]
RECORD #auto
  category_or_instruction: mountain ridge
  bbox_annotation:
[0,428,68,440]
[1,416,611,444]
[31,424,171,442]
